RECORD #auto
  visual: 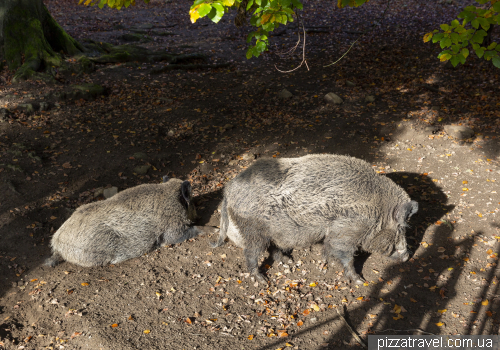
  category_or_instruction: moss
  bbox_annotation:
[4,6,55,70]
[42,4,84,55]
[3,3,82,81]
[12,67,35,84]
[78,57,95,74]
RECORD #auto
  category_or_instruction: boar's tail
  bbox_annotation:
[210,198,228,248]
[45,251,63,267]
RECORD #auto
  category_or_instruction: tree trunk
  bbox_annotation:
[0,0,84,82]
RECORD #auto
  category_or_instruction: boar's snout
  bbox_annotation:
[390,248,409,262]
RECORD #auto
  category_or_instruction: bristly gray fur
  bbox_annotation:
[46,178,200,267]
[214,154,418,284]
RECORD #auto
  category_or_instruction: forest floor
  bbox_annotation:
[1,0,500,349]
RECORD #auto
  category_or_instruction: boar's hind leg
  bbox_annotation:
[269,244,293,264]
[164,226,202,245]
[244,244,268,284]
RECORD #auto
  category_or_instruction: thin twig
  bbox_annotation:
[324,0,393,67]
[275,11,309,73]
[335,306,367,349]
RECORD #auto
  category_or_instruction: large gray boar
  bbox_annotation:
[212,154,418,284]
[46,177,201,267]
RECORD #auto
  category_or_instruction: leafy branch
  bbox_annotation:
[424,0,500,68]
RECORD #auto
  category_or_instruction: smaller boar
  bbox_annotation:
[46,177,200,267]
[212,154,418,284]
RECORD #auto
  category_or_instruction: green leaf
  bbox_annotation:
[451,44,460,53]
[477,17,490,30]
[256,40,267,52]
[291,0,302,9]
[475,47,485,58]
[451,19,460,27]
[198,3,212,17]
[487,42,497,50]
[246,47,254,59]
[440,37,452,48]
[108,0,115,7]
[471,19,479,29]
[450,55,459,67]
[211,3,225,22]
[492,56,500,68]
[457,53,466,64]
[255,0,261,6]
[98,0,106,8]
[494,2,500,12]
[472,31,486,44]
[440,24,450,31]
[451,32,460,44]
[246,0,254,10]
[192,0,206,6]
[432,33,444,43]
[484,50,496,60]
[282,0,292,6]
[461,47,469,58]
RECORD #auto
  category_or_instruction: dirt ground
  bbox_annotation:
[1,0,500,348]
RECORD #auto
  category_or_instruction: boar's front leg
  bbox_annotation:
[323,223,366,285]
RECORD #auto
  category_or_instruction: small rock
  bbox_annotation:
[161,98,174,104]
[310,317,318,323]
[167,130,175,137]
[278,89,293,99]
[17,103,34,113]
[365,95,375,103]
[134,165,151,175]
[94,187,104,198]
[346,81,356,87]
[103,187,118,199]
[39,102,50,111]
[133,152,148,160]
[241,153,255,161]
[444,125,474,140]
[0,108,9,121]
[424,126,439,134]
[228,160,238,166]
[324,92,343,105]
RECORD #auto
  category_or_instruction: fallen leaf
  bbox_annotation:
[297,320,304,327]
[143,330,150,334]
[435,322,444,327]
[482,300,489,306]
[110,323,118,328]
[81,282,89,286]
[248,335,254,340]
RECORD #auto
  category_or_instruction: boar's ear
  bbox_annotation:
[395,200,418,223]
[181,181,192,204]
[162,175,170,183]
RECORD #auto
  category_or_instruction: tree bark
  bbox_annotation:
[0,0,83,82]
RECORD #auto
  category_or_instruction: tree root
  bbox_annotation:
[150,63,231,74]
